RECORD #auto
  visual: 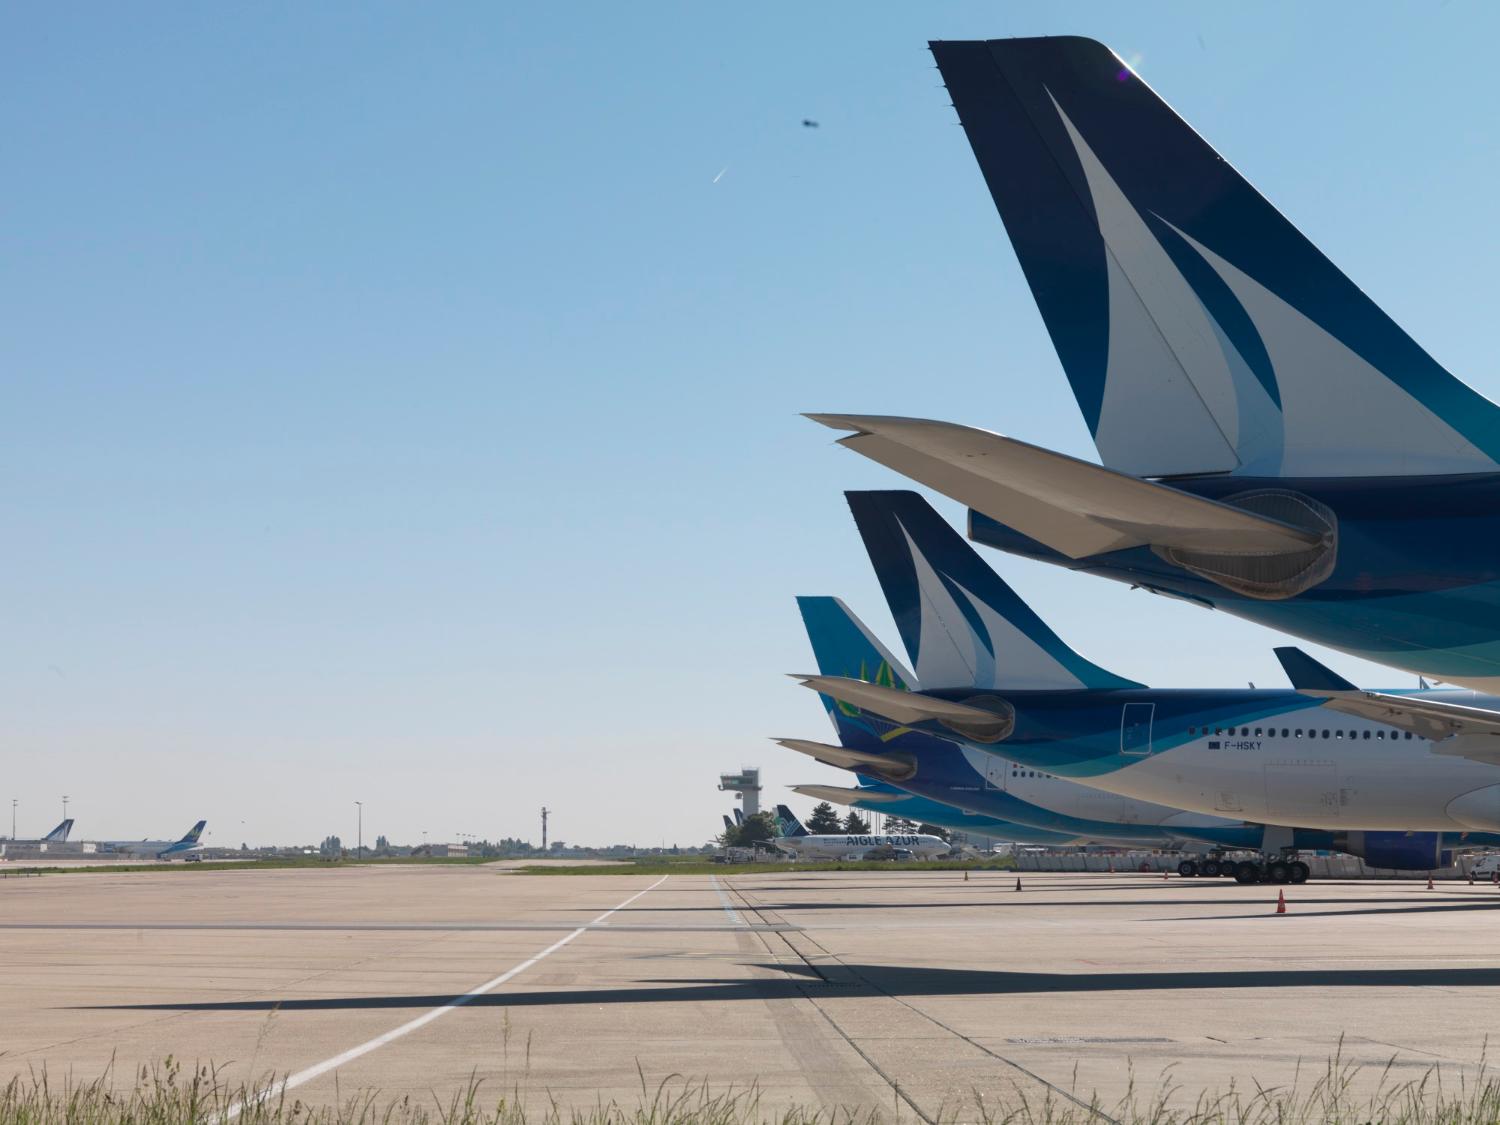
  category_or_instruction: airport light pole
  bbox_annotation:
[10,800,15,840]
[355,801,363,859]
[62,795,68,823]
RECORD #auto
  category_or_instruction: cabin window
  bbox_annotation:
[1406,731,1414,740]
[1363,731,1371,740]
[1335,730,1344,739]
[1376,731,1384,740]
[1295,729,1302,738]
[1282,728,1290,738]
[1254,728,1262,736]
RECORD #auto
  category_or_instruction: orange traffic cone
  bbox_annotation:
[1275,889,1287,915]
[1015,877,1022,892]
[1427,873,1435,890]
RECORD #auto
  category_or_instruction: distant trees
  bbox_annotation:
[375,835,390,855]
[841,810,871,834]
[319,835,342,856]
[885,815,918,833]
[719,811,778,848]
[918,823,950,841]
[806,802,842,834]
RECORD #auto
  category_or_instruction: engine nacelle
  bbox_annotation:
[1336,831,1449,871]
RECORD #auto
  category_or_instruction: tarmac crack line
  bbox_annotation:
[720,877,934,1124]
[726,878,1120,1125]
[218,874,670,1121]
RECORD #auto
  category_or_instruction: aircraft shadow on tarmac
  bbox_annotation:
[82,963,1500,1013]
[611,895,1493,913]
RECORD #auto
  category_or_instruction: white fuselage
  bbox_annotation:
[774,833,949,861]
[959,747,1242,832]
[106,840,201,860]
[1042,712,1500,831]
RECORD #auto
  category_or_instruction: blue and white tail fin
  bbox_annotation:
[43,819,73,843]
[180,820,206,844]
[722,814,735,834]
[796,594,939,755]
[797,595,918,691]
[931,37,1500,478]
[846,491,1142,691]
[731,808,744,826]
[774,804,810,838]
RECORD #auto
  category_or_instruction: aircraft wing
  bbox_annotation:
[793,674,1013,741]
[774,738,916,780]
[790,784,903,804]
[807,414,1324,559]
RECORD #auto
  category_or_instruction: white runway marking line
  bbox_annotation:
[220,874,669,1120]
[709,875,741,924]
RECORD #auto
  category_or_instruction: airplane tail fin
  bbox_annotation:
[1274,647,1358,692]
[774,804,810,838]
[722,814,735,834]
[180,820,206,844]
[732,809,744,826]
[43,819,73,843]
[795,594,927,744]
[846,491,1141,691]
[931,36,1500,478]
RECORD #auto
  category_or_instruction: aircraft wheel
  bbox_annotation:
[1289,861,1310,884]
[1177,860,1198,877]
[1200,859,1221,877]
[1234,861,1262,884]
[1267,860,1292,884]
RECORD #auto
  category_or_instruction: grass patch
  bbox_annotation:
[0,856,496,877]
[514,858,1019,876]
[7,1047,1500,1123]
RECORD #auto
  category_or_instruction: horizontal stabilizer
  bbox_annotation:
[809,415,1324,560]
[793,674,1013,742]
[1295,684,1500,748]
[790,784,903,805]
[773,738,916,780]
[1273,647,1357,692]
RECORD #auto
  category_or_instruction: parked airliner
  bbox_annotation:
[770,805,950,861]
[812,36,1500,693]
[796,491,1500,882]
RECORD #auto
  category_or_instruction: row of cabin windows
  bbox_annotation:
[1010,769,1056,779]
[1188,725,1414,741]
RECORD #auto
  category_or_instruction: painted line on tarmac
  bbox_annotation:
[0,921,795,933]
[220,874,670,1121]
[709,875,742,924]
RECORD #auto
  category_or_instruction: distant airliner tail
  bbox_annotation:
[846,490,1141,691]
[931,36,1500,478]
[774,804,810,838]
[180,820,206,844]
[43,819,73,843]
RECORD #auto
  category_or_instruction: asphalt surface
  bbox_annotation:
[4,864,1499,1118]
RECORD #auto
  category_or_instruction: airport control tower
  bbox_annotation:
[717,768,761,818]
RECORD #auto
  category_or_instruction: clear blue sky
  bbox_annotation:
[4,3,1499,847]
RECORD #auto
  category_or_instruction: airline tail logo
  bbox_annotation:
[774,805,809,838]
[181,820,206,844]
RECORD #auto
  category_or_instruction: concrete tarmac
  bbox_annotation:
[4,865,1500,1118]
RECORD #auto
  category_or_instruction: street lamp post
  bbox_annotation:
[10,800,15,840]
[355,801,363,859]
[62,796,69,823]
